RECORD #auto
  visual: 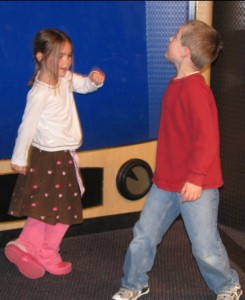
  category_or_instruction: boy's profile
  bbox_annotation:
[112,19,242,300]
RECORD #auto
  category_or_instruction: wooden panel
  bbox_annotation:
[0,141,157,231]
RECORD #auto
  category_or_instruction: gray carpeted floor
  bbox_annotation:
[0,219,244,300]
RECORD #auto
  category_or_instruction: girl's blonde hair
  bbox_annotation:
[28,28,73,86]
[181,20,223,70]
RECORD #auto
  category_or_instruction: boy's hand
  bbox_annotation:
[11,164,27,175]
[181,182,202,202]
[89,69,105,86]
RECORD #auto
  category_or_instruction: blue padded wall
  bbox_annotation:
[0,1,191,159]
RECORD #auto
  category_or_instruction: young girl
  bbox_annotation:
[5,28,105,279]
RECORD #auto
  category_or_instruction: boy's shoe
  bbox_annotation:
[5,241,45,279]
[217,284,243,300]
[112,286,149,300]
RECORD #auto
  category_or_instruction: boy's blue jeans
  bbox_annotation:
[122,184,239,294]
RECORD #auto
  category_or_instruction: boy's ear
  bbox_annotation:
[36,52,43,63]
[181,46,190,58]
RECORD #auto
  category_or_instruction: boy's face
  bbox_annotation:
[165,26,185,64]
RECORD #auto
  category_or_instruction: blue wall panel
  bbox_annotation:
[0,1,190,159]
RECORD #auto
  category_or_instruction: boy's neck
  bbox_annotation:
[174,60,199,79]
[175,67,199,79]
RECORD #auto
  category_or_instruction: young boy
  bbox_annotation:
[112,20,243,300]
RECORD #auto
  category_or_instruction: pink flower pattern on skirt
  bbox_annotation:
[8,147,84,225]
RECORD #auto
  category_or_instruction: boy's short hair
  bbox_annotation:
[181,20,223,69]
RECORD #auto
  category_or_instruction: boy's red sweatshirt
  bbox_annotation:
[152,73,224,192]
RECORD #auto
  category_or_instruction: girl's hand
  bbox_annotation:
[89,69,105,86]
[11,164,27,175]
[181,182,202,202]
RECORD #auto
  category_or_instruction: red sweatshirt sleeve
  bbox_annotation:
[183,77,220,186]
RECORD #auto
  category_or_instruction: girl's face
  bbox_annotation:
[56,41,73,77]
[38,40,73,84]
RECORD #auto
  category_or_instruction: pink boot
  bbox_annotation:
[43,258,72,275]
[5,241,45,279]
[5,218,46,279]
[37,223,72,275]
[15,218,45,257]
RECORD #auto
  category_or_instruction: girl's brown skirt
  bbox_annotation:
[9,147,83,225]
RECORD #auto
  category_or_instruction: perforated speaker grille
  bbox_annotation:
[212,1,245,231]
[145,1,191,138]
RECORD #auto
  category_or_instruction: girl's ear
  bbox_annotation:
[36,52,43,63]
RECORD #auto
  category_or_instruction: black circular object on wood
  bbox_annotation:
[116,159,153,200]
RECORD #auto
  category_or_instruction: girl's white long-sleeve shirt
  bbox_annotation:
[11,71,101,166]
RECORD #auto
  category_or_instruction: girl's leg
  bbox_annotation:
[37,222,71,275]
[5,217,45,279]
[122,184,180,291]
[181,189,240,293]
[16,217,45,256]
